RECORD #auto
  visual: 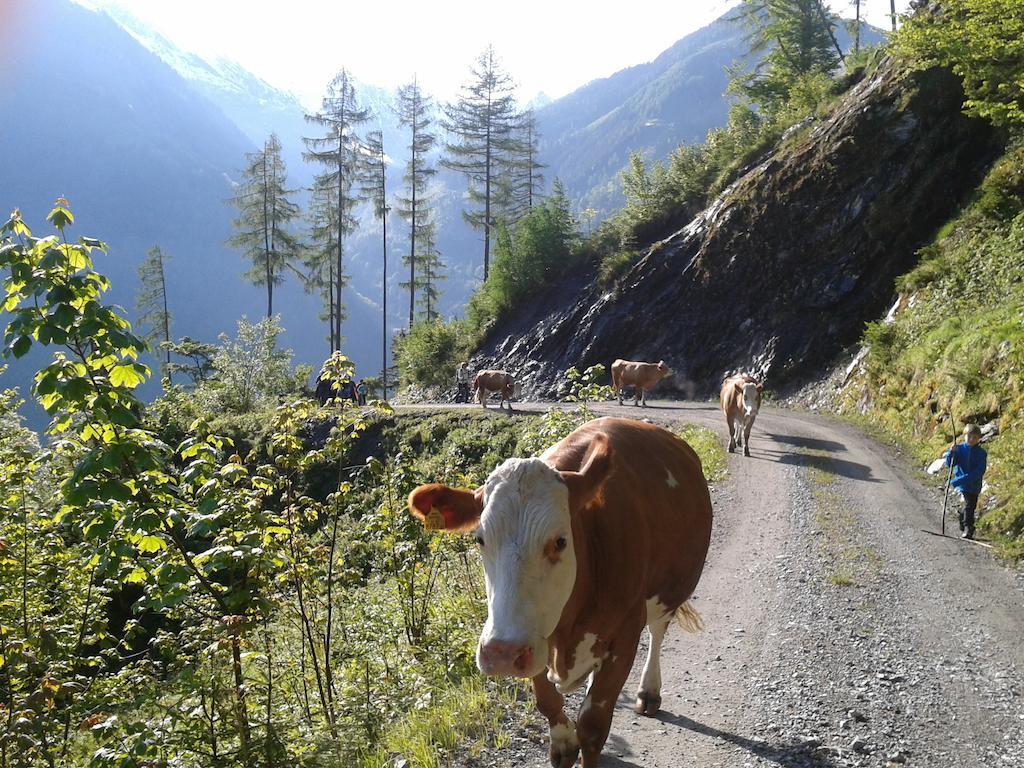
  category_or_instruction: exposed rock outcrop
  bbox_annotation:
[475,62,1001,399]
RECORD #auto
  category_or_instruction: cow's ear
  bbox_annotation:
[756,383,763,392]
[408,483,483,533]
[560,433,612,512]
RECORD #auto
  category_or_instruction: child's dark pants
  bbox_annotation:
[960,492,979,535]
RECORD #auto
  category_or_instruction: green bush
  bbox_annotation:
[393,319,474,390]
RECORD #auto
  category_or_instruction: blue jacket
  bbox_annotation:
[944,443,987,495]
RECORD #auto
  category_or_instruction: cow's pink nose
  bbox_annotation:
[479,640,533,676]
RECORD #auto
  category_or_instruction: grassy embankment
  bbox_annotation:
[834,143,1024,559]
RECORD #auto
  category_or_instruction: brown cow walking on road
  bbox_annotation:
[474,369,516,410]
[610,359,671,407]
[408,417,713,767]
[720,373,763,457]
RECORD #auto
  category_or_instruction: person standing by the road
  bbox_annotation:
[455,362,471,403]
[944,423,988,539]
[356,379,368,406]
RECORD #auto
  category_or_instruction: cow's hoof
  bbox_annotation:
[728,445,735,453]
[743,447,750,457]
[549,743,579,768]
[635,691,662,716]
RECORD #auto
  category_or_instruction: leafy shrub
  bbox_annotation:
[393,319,473,390]
[598,249,640,287]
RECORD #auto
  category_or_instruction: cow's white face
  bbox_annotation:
[475,457,576,679]
[742,382,760,416]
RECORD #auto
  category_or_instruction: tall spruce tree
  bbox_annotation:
[395,76,437,329]
[135,245,172,382]
[415,224,445,323]
[304,177,349,353]
[303,69,371,351]
[442,46,519,281]
[360,128,390,398]
[227,133,301,317]
[498,107,546,225]
[733,0,843,108]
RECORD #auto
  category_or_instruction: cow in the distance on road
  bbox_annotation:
[720,373,763,457]
[474,370,516,410]
[611,359,671,407]
[408,417,713,768]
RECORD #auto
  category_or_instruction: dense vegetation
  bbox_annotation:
[836,143,1024,558]
[0,206,725,766]
[826,0,1024,559]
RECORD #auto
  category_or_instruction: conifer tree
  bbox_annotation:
[499,107,546,225]
[227,133,301,317]
[416,224,445,323]
[303,69,371,351]
[442,46,519,281]
[395,76,437,329]
[360,128,391,398]
[733,0,843,109]
[304,178,348,353]
[135,245,172,382]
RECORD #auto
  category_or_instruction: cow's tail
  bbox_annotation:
[472,374,480,390]
[674,601,704,633]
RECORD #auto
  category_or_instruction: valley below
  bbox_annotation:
[422,402,1024,768]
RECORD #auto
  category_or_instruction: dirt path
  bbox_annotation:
[426,401,1024,768]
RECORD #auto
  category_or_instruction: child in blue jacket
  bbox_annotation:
[944,423,988,539]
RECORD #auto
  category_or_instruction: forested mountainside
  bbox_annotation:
[476,59,1000,399]
[538,13,884,215]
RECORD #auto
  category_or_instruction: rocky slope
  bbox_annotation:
[475,61,1002,399]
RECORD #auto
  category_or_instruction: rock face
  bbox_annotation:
[475,62,1001,399]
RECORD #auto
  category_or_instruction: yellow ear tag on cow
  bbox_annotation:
[424,507,446,531]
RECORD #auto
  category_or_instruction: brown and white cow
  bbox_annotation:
[610,359,671,407]
[720,373,763,457]
[474,369,515,410]
[408,417,713,767]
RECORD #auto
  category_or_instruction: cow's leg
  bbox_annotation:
[743,416,754,457]
[727,415,736,452]
[734,418,743,448]
[636,602,673,715]
[577,612,645,767]
[633,387,640,406]
[533,673,578,768]
[641,388,647,407]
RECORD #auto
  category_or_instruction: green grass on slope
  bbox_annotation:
[838,143,1024,559]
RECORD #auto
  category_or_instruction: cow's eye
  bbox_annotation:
[475,535,485,548]
[555,536,567,552]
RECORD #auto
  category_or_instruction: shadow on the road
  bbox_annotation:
[769,450,880,483]
[765,432,846,453]
[642,710,841,767]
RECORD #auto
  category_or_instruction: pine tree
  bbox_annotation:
[303,69,371,351]
[416,224,445,323]
[442,46,519,281]
[499,107,546,225]
[733,0,843,109]
[395,76,437,329]
[135,245,173,383]
[227,133,301,317]
[304,177,349,353]
[360,128,391,399]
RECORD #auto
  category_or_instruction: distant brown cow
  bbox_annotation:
[474,370,515,410]
[720,373,763,457]
[407,417,713,767]
[611,359,671,407]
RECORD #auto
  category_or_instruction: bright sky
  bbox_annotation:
[71,0,911,108]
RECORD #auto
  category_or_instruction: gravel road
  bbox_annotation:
[426,400,1024,768]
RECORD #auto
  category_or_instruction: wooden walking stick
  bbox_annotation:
[940,416,958,536]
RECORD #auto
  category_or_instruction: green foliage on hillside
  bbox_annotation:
[1,206,727,764]
[837,143,1024,558]
[894,0,1024,129]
